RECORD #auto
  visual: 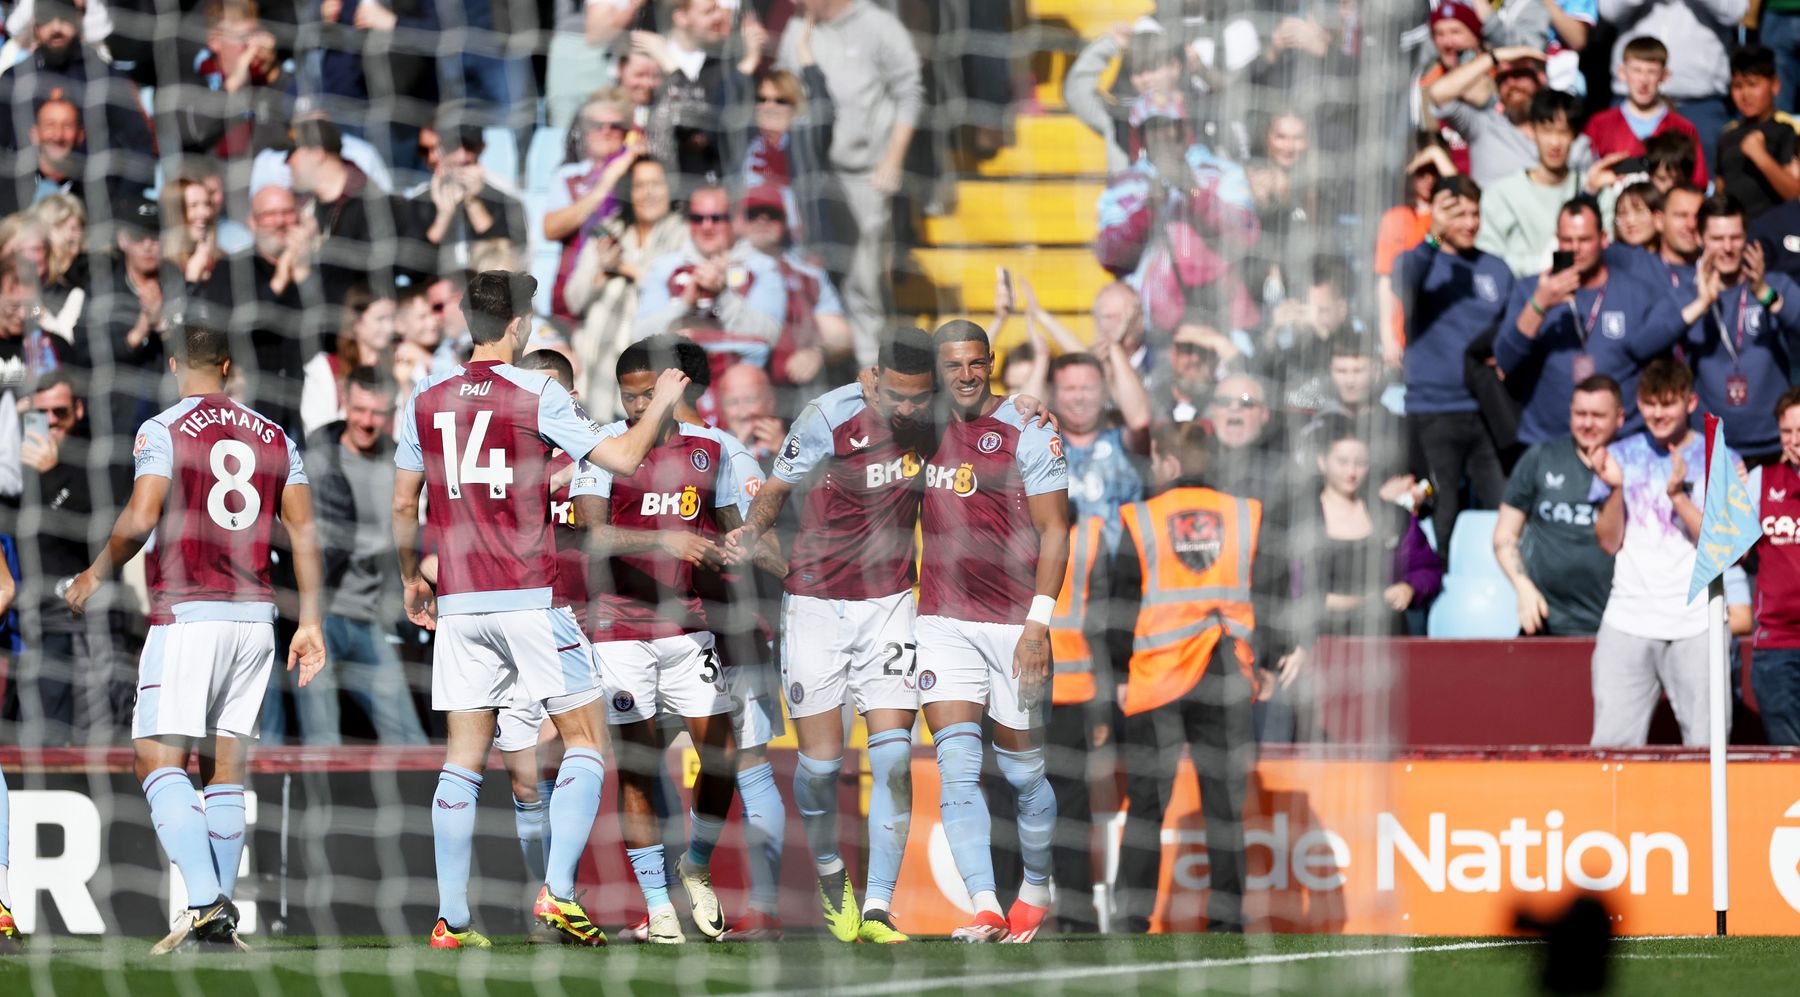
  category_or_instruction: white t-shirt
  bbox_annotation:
[1590,431,1729,640]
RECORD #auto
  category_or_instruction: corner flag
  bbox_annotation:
[1689,413,1759,604]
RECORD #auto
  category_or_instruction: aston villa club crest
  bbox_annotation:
[977,431,1003,454]
[691,448,711,472]
[1474,273,1499,302]
[1167,509,1225,572]
[612,691,635,713]
[1601,311,1626,340]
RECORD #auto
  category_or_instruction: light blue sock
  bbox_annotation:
[646,765,682,888]
[536,776,557,862]
[1,763,11,906]
[995,745,1057,887]
[792,752,844,875]
[934,722,996,898]
[628,844,673,914]
[143,767,221,908]
[431,764,483,927]
[865,729,913,909]
[735,762,785,913]
[514,796,550,884]
[685,809,726,869]
[202,784,247,898]
[546,749,604,897]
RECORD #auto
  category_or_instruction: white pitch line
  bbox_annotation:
[739,939,1539,997]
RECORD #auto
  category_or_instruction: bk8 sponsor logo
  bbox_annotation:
[640,485,700,520]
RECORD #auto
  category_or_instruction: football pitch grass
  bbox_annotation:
[0,933,1789,995]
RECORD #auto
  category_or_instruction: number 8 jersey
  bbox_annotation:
[397,359,608,615]
[133,392,307,625]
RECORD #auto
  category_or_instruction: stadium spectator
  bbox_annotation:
[168,0,294,160]
[1610,182,1662,249]
[1397,175,1512,554]
[1260,256,1359,412]
[1494,374,1624,636]
[85,195,174,446]
[1090,280,1149,377]
[1151,315,1226,423]
[725,12,834,256]
[0,0,157,199]
[715,363,782,463]
[1100,419,1304,933]
[0,96,92,218]
[1581,37,1708,188]
[1065,25,1182,176]
[1095,92,1260,344]
[4,370,137,746]
[565,155,685,410]
[195,183,312,438]
[162,175,225,287]
[634,183,785,371]
[1598,0,1746,161]
[1589,358,1728,747]
[1427,45,1591,190]
[406,119,527,271]
[300,285,395,436]
[1376,140,1455,366]
[1305,416,1442,636]
[1682,193,1797,464]
[1714,45,1800,223]
[1496,197,1686,446]
[1304,331,1412,482]
[1051,352,1148,540]
[1417,0,1484,175]
[285,117,411,303]
[543,88,636,320]
[776,0,924,365]
[543,0,649,128]
[296,367,426,745]
[735,186,853,392]
[1476,89,1587,277]
[1749,386,1800,746]
[1477,0,1595,97]
[306,0,441,174]
[1629,181,1704,292]
[32,193,86,339]
[631,1,731,184]
[1243,110,1317,295]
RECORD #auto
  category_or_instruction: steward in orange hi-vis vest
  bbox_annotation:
[1094,421,1306,935]
[1049,515,1107,707]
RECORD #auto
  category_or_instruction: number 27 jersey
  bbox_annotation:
[397,359,608,616]
[133,392,307,626]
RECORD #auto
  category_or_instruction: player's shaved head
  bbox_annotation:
[463,269,536,345]
[932,318,990,351]
[879,326,935,376]
[175,322,232,370]
[518,348,576,392]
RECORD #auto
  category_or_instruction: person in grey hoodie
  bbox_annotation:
[776,0,923,367]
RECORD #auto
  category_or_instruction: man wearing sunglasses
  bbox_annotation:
[636,184,786,376]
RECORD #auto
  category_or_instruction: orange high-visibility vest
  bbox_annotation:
[1119,488,1260,717]
[1049,516,1106,706]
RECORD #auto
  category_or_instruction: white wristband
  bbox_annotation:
[1026,595,1055,627]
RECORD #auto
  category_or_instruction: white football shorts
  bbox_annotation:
[914,614,1034,730]
[433,607,601,715]
[597,631,732,724]
[133,620,276,740]
[779,590,920,720]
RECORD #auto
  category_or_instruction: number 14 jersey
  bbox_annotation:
[133,392,307,626]
[397,359,608,616]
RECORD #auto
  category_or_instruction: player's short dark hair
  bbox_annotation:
[1527,89,1581,129]
[1698,191,1746,231]
[1645,132,1698,179]
[1638,357,1693,400]
[1559,195,1602,230]
[345,365,397,398]
[517,349,576,392]
[878,326,935,376]
[1151,419,1214,478]
[175,322,232,369]
[1431,174,1482,204]
[1049,351,1105,382]
[462,269,536,345]
[1776,384,1800,424]
[1731,44,1778,80]
[932,319,990,352]
[1622,36,1668,66]
[617,333,710,404]
[1574,373,1623,406]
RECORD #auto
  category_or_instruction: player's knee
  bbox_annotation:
[867,731,912,799]
[793,752,840,805]
[995,745,1048,794]
[933,721,983,789]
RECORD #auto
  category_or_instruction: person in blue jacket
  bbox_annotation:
[1496,197,1687,446]
[1394,175,1515,553]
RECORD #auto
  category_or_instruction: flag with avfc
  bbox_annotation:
[1690,414,1761,603]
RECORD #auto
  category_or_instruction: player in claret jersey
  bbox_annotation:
[66,322,327,955]
[919,320,1070,944]
[392,271,688,949]
[724,326,939,944]
[580,334,748,944]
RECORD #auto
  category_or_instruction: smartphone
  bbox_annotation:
[22,410,48,439]
[1551,251,1575,274]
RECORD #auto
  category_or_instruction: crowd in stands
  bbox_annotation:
[1,0,1800,755]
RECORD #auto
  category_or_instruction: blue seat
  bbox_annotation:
[524,127,570,195]
[1427,576,1521,639]
[479,127,519,189]
[1442,510,1505,582]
